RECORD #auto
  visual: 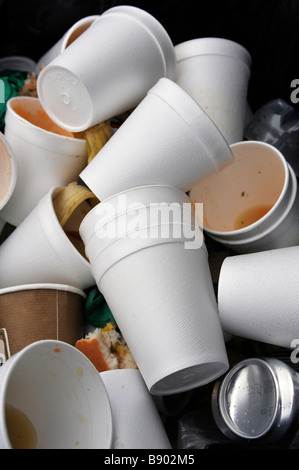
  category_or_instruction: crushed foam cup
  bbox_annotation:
[37,5,176,132]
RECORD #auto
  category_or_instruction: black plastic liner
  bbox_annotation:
[0,0,299,112]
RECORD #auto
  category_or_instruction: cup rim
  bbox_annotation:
[102,5,176,78]
[0,339,113,449]
[61,15,101,51]
[0,55,37,74]
[148,78,234,171]
[43,186,92,270]
[6,96,86,144]
[200,141,294,239]
[0,132,17,211]
[31,186,94,291]
[175,37,252,69]
[79,184,191,243]
[0,283,86,298]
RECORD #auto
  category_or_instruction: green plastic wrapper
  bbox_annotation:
[0,70,28,129]
[84,286,116,328]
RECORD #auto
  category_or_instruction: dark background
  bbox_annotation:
[0,0,298,113]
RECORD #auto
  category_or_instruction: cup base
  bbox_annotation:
[38,66,93,132]
[150,361,229,396]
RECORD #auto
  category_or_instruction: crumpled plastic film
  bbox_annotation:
[0,70,28,129]
[84,286,116,328]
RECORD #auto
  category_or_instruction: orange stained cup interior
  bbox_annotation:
[65,20,96,48]
[0,137,14,206]
[189,142,286,232]
[11,98,75,138]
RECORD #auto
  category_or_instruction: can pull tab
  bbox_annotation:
[0,328,11,365]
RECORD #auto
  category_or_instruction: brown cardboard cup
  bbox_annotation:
[0,284,86,355]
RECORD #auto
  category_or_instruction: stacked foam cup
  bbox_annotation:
[79,185,230,395]
[33,5,255,397]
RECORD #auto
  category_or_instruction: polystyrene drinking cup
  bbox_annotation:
[189,141,299,253]
[0,96,87,226]
[175,37,252,144]
[80,78,234,201]
[0,340,112,449]
[36,15,100,72]
[0,186,95,290]
[37,5,176,132]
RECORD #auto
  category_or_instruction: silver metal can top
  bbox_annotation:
[211,357,299,442]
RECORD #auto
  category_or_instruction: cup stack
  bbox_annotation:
[3,2,290,450]
[79,185,229,395]
[34,7,244,397]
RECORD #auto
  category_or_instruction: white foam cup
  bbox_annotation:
[80,78,233,201]
[0,186,94,290]
[0,96,87,226]
[218,246,299,349]
[189,141,299,253]
[37,5,176,132]
[79,184,192,247]
[79,186,229,396]
[0,340,113,449]
[174,37,252,144]
[100,369,171,449]
[36,15,101,72]
[0,132,16,212]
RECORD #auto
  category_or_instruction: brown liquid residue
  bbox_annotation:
[13,102,75,138]
[6,403,37,449]
[234,204,273,230]
[65,22,93,48]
